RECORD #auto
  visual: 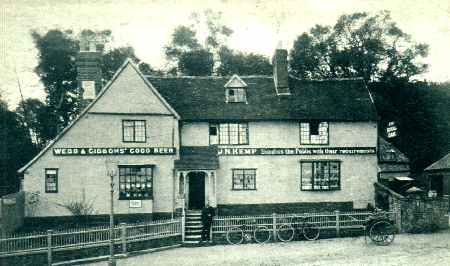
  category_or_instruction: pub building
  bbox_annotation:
[19,42,379,224]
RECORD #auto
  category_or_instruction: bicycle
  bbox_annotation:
[276,215,320,242]
[226,218,271,245]
[364,209,396,246]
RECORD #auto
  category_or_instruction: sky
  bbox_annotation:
[0,0,449,108]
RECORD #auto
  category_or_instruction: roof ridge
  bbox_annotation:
[144,75,273,79]
[288,75,364,82]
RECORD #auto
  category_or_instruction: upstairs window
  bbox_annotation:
[119,165,153,200]
[300,122,328,145]
[209,123,248,145]
[122,120,146,142]
[45,168,58,193]
[226,88,247,103]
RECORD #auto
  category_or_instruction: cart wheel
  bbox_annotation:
[226,227,244,245]
[277,224,295,242]
[254,226,271,243]
[369,221,395,246]
[303,223,320,241]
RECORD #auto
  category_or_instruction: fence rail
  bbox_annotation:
[212,210,398,235]
[0,218,181,258]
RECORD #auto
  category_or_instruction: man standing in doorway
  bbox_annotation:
[200,202,215,244]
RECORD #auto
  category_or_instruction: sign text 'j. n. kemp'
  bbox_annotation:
[53,147,176,156]
[217,147,376,156]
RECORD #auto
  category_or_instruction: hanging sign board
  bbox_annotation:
[217,147,376,156]
[53,147,176,156]
[386,121,398,138]
[129,200,142,208]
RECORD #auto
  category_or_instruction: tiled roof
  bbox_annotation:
[146,76,378,121]
[425,152,450,171]
[175,146,219,170]
[378,138,410,163]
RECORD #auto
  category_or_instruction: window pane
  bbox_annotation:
[229,124,239,144]
[119,166,153,199]
[301,163,313,190]
[219,124,229,144]
[239,124,248,144]
[300,122,328,144]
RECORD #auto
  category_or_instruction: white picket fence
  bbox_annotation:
[0,218,181,258]
[212,210,398,237]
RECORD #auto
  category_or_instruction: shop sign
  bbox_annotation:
[386,121,398,138]
[129,200,142,208]
[217,147,376,156]
[53,147,176,156]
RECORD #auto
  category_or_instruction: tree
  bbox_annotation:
[164,10,233,76]
[290,11,429,82]
[217,47,272,76]
[0,99,36,195]
[31,29,154,143]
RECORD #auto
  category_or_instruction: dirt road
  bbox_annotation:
[86,230,450,266]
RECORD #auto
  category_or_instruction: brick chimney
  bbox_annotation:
[77,37,102,104]
[272,49,290,95]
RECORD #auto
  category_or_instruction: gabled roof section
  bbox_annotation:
[425,152,450,172]
[146,75,378,121]
[224,74,247,88]
[18,59,179,174]
[378,138,409,163]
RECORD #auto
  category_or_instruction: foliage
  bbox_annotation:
[217,47,272,76]
[370,81,450,172]
[30,29,154,144]
[0,102,37,194]
[59,198,97,226]
[164,9,271,76]
[290,11,429,82]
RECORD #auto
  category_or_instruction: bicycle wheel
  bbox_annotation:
[226,227,244,245]
[254,226,271,243]
[277,224,295,242]
[369,221,395,246]
[302,223,320,241]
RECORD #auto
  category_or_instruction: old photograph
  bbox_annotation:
[0,0,449,265]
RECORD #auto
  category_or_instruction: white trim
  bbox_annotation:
[224,74,248,88]
[18,58,179,174]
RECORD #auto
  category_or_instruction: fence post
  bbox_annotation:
[272,213,277,242]
[120,223,127,255]
[47,230,53,266]
[209,217,213,243]
[335,210,340,237]
[181,209,185,243]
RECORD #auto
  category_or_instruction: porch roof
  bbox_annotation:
[175,146,219,170]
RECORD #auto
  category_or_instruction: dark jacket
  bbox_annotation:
[201,206,215,224]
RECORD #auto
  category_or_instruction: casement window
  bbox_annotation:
[209,123,248,145]
[122,120,146,142]
[119,165,153,200]
[300,122,329,145]
[226,88,247,103]
[232,169,256,190]
[45,168,58,193]
[300,161,340,191]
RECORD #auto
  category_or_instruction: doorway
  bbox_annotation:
[188,172,205,210]
[430,175,444,196]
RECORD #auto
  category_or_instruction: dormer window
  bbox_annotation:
[224,74,247,103]
[226,88,246,103]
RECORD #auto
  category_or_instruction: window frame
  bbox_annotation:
[300,161,341,191]
[226,88,247,103]
[45,168,58,193]
[209,122,249,145]
[122,120,147,143]
[118,165,154,200]
[232,168,257,190]
[300,121,329,145]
